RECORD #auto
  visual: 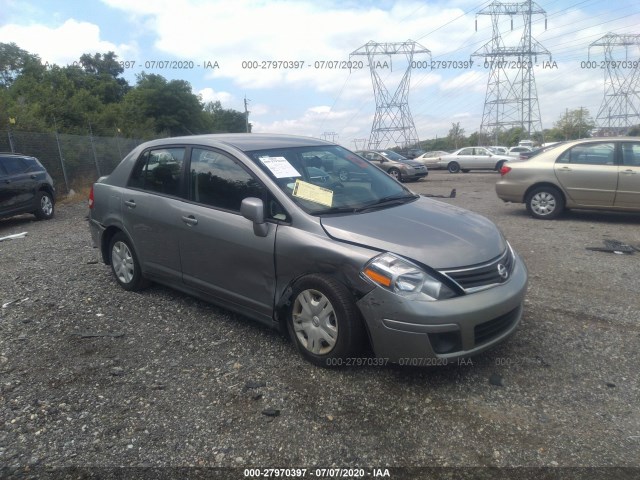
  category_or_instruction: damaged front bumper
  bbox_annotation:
[357,253,528,363]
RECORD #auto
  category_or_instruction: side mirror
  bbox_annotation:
[241,197,269,237]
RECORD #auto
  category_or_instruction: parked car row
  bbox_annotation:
[7,134,640,369]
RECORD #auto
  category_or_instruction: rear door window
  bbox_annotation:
[128,147,186,197]
[620,143,640,166]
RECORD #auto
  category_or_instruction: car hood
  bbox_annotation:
[405,160,425,167]
[320,198,506,269]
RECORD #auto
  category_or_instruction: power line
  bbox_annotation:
[350,40,431,149]
[473,1,551,143]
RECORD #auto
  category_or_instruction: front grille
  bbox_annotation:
[474,306,520,345]
[440,246,515,293]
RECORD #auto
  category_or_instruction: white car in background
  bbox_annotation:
[488,146,508,155]
[435,147,513,173]
[507,146,533,157]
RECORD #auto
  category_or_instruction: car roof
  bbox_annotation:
[140,133,334,152]
[0,152,33,157]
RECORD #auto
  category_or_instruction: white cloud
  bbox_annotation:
[198,87,234,105]
[0,18,135,65]
[253,104,361,138]
[99,0,475,94]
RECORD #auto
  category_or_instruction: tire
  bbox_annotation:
[387,168,402,181]
[337,168,349,182]
[34,191,54,220]
[495,161,506,171]
[525,186,565,220]
[447,162,461,174]
[108,232,149,291]
[287,274,365,367]
[461,169,470,173]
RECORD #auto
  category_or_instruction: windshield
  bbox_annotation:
[245,145,414,215]
[379,150,409,161]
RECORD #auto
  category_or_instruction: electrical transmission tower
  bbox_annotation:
[472,1,550,143]
[589,33,640,135]
[350,41,430,149]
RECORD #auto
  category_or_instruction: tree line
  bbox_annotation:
[0,42,248,139]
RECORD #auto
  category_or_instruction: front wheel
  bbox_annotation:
[109,232,149,291]
[447,162,461,174]
[525,186,565,220]
[287,274,365,367]
[34,191,54,220]
[387,168,402,181]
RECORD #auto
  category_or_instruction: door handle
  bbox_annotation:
[181,215,198,226]
[558,166,572,172]
[621,169,637,174]
[124,200,136,208]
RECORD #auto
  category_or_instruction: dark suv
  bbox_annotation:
[0,153,55,220]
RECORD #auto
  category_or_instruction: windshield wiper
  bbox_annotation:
[315,194,418,215]
[315,206,360,215]
[358,193,419,212]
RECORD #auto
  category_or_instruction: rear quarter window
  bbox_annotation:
[1,157,29,175]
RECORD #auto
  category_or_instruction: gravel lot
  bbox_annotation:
[1,170,639,478]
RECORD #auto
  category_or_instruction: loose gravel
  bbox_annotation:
[0,171,639,478]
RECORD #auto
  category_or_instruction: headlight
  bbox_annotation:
[362,253,457,301]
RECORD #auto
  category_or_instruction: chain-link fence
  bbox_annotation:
[1,129,145,195]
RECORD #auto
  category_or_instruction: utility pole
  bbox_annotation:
[589,33,640,135]
[244,96,251,133]
[472,0,550,143]
[350,41,430,150]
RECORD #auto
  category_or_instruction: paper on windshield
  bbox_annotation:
[292,179,333,207]
[259,156,301,178]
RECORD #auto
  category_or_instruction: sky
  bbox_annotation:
[1,0,639,148]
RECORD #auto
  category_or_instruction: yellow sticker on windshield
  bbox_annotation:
[292,179,333,207]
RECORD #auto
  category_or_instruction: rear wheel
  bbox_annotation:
[287,274,365,367]
[447,162,461,174]
[109,232,149,291]
[34,191,54,220]
[525,186,565,220]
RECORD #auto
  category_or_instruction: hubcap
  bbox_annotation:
[41,195,53,216]
[292,289,338,355]
[112,241,134,284]
[531,192,556,216]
